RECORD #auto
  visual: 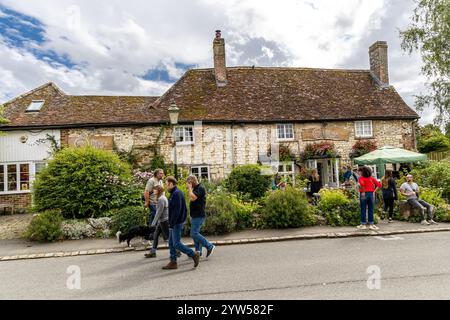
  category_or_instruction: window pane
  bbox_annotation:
[0,165,4,192]
[26,100,45,112]
[364,121,372,136]
[286,164,293,172]
[285,124,293,139]
[191,167,199,175]
[277,125,285,139]
[356,122,365,136]
[185,127,193,142]
[278,165,284,172]
[20,164,30,191]
[175,128,184,142]
[35,162,47,175]
[7,164,17,191]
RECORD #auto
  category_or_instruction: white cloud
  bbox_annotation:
[0,0,432,123]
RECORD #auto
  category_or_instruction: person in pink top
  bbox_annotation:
[357,166,381,230]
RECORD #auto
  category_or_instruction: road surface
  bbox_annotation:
[1,232,450,300]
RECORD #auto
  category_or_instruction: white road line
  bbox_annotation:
[374,236,404,241]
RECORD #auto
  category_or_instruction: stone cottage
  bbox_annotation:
[0,31,419,210]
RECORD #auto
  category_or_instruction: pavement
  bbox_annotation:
[1,231,450,300]
[1,220,450,262]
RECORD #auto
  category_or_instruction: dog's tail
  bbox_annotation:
[116,231,122,243]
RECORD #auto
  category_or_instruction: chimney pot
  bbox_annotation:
[215,30,222,39]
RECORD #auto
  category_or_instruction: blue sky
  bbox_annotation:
[0,0,433,124]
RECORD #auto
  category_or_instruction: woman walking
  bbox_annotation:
[381,169,398,223]
[357,166,381,230]
[145,185,169,258]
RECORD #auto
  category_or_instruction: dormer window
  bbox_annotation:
[26,100,45,112]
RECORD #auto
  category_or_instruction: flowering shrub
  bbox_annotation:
[349,140,377,158]
[132,169,153,187]
[61,217,112,240]
[301,142,337,160]
[61,221,96,240]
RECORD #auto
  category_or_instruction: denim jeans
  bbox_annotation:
[407,198,434,220]
[169,223,195,262]
[148,204,157,225]
[190,217,213,254]
[360,192,375,224]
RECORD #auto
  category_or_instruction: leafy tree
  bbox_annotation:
[0,104,9,135]
[417,124,450,152]
[224,165,272,199]
[400,0,450,126]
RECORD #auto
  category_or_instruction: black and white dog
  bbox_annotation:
[116,225,155,247]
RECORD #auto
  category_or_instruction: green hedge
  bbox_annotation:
[109,206,148,234]
[25,210,63,242]
[224,165,272,200]
[318,189,369,226]
[33,146,141,219]
[261,187,316,228]
[408,160,450,202]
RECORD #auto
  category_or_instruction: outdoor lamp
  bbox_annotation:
[168,101,180,178]
[168,101,180,125]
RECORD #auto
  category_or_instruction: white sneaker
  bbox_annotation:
[369,225,379,230]
[428,220,438,225]
[357,224,367,230]
[421,220,430,225]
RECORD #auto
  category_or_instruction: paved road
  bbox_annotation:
[1,232,450,300]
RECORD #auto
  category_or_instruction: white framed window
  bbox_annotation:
[26,100,45,112]
[175,126,194,145]
[355,120,373,138]
[35,162,48,175]
[277,124,294,141]
[305,160,317,169]
[0,163,31,193]
[326,159,338,187]
[277,161,296,185]
[0,165,4,193]
[190,166,210,182]
[0,162,47,194]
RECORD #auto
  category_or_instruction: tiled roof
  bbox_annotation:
[153,67,419,122]
[2,67,419,129]
[2,83,159,128]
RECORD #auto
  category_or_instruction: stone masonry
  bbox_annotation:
[63,119,415,180]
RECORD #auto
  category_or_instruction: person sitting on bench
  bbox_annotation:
[400,174,437,226]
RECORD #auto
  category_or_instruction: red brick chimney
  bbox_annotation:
[213,30,227,86]
[369,41,389,86]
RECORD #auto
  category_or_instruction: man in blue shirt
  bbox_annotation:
[162,176,200,270]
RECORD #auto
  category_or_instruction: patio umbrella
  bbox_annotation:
[353,146,427,177]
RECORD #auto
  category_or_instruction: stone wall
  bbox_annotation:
[0,193,32,212]
[62,119,415,180]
